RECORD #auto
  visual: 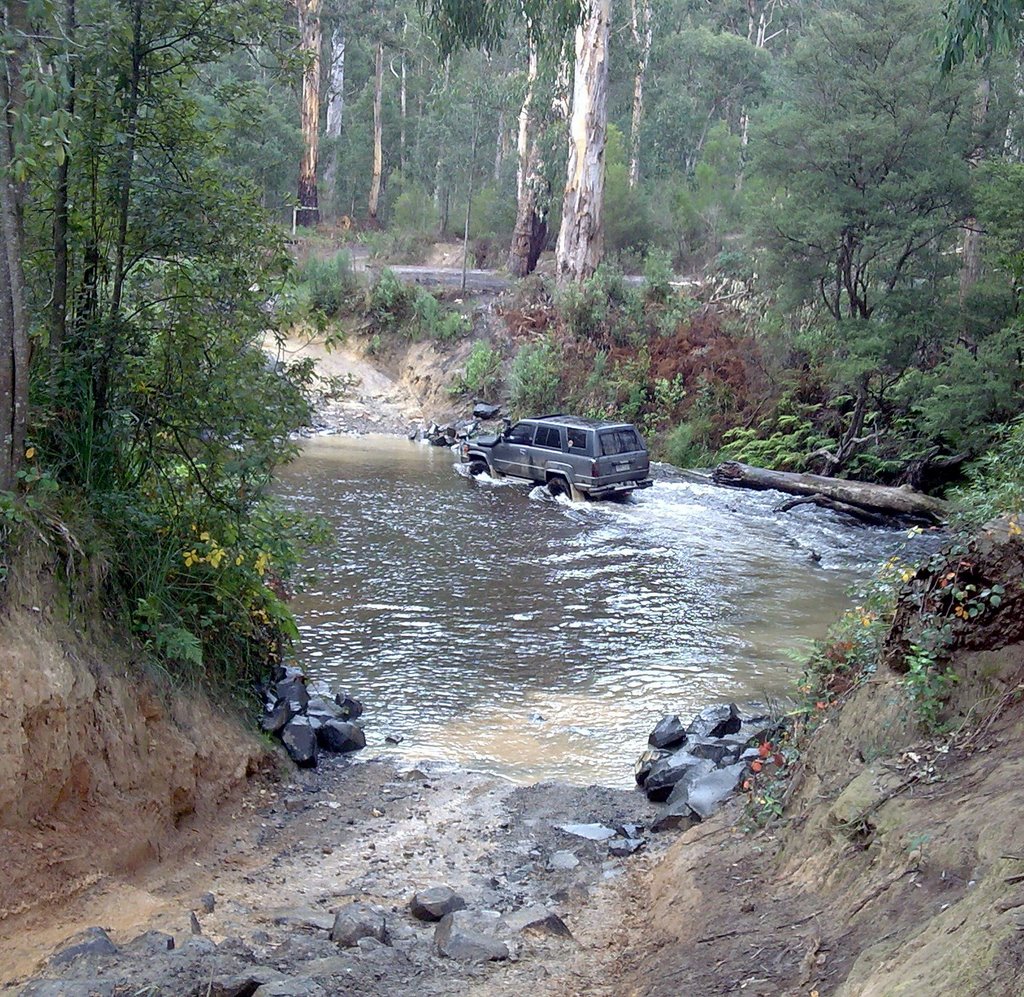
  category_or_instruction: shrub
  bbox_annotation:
[296,251,359,316]
[661,421,710,468]
[510,337,561,415]
[460,341,503,398]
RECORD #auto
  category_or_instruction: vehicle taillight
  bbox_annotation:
[591,460,599,476]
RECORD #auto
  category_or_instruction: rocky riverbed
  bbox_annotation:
[5,751,674,996]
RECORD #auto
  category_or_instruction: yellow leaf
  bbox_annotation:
[24,447,35,459]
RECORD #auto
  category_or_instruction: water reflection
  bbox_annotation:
[276,435,929,787]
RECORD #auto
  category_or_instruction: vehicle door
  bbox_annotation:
[530,424,565,481]
[493,421,536,478]
[594,427,650,483]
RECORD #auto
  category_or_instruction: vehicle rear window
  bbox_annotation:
[598,429,642,456]
[535,426,563,450]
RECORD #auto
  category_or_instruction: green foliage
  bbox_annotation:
[662,421,709,468]
[454,340,503,398]
[295,252,359,316]
[510,337,561,416]
[718,411,829,471]
[951,416,1024,522]
[366,269,469,342]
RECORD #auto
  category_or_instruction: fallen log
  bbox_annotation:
[774,495,890,527]
[712,461,948,524]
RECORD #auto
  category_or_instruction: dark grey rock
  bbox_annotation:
[333,690,363,720]
[330,902,388,947]
[651,803,701,833]
[316,719,366,754]
[306,697,343,722]
[281,718,318,768]
[473,402,501,420]
[384,732,404,744]
[434,910,509,962]
[607,836,645,857]
[634,747,670,787]
[49,927,118,967]
[207,969,285,997]
[684,762,747,819]
[198,891,217,914]
[644,749,704,802]
[501,905,572,938]
[410,886,466,922]
[649,715,688,750]
[687,737,742,766]
[275,678,309,714]
[122,930,175,954]
[21,981,117,997]
[261,698,294,735]
[271,906,335,932]
[556,822,615,841]
[665,759,716,807]
[687,703,741,739]
[179,934,217,955]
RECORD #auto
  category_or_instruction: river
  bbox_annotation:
[276,435,926,787]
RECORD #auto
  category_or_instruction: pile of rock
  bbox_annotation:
[419,403,501,447]
[635,703,780,832]
[259,665,366,768]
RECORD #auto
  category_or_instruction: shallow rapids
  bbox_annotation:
[276,435,930,787]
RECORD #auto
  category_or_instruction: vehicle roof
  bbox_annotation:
[524,414,635,430]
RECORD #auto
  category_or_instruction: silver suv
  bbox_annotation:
[461,414,653,500]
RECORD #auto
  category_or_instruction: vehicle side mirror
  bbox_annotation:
[501,417,511,439]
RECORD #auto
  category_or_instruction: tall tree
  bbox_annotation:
[296,0,322,226]
[368,38,384,223]
[627,0,651,187]
[555,0,611,283]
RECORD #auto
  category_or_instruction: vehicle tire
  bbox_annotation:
[547,475,571,499]
[468,460,488,477]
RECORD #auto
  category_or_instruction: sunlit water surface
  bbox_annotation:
[277,435,930,787]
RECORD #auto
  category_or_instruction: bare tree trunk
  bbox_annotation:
[368,39,384,224]
[399,51,407,172]
[51,0,75,364]
[493,109,505,181]
[0,0,29,490]
[516,38,538,203]
[323,25,345,219]
[627,0,651,189]
[556,0,611,285]
[960,73,993,305]
[296,0,322,227]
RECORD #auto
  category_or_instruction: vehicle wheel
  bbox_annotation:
[547,476,571,499]
[468,460,488,477]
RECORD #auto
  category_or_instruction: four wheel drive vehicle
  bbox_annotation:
[460,414,653,500]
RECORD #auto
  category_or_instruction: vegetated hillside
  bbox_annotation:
[612,516,1024,996]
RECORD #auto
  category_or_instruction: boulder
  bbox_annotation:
[281,718,318,768]
[501,905,572,938]
[682,762,747,819]
[410,886,466,922]
[648,715,688,750]
[49,927,118,967]
[472,402,501,420]
[275,679,309,715]
[330,903,389,948]
[333,690,364,721]
[261,699,294,734]
[434,910,509,962]
[664,759,716,807]
[207,970,287,997]
[644,749,704,802]
[547,850,579,871]
[122,930,175,954]
[687,703,741,739]
[317,719,366,754]
[306,697,342,721]
[634,747,670,787]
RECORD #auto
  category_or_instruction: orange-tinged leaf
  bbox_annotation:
[758,742,771,758]
[751,760,763,773]
[773,752,785,767]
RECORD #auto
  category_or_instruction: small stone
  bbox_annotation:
[199,892,216,914]
[434,910,509,962]
[648,715,688,750]
[253,980,326,997]
[547,850,579,871]
[410,886,467,922]
[607,836,645,857]
[472,402,501,420]
[122,930,175,954]
[384,733,404,744]
[650,804,700,833]
[501,906,572,938]
[330,902,388,948]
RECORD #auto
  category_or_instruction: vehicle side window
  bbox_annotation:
[507,422,535,444]
[566,428,589,453]
[535,425,563,450]
[599,429,642,456]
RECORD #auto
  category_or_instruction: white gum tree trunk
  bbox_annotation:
[627,0,651,188]
[555,0,611,285]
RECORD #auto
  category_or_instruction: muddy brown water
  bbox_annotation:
[277,435,930,788]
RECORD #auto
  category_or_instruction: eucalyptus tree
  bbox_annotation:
[296,0,322,225]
